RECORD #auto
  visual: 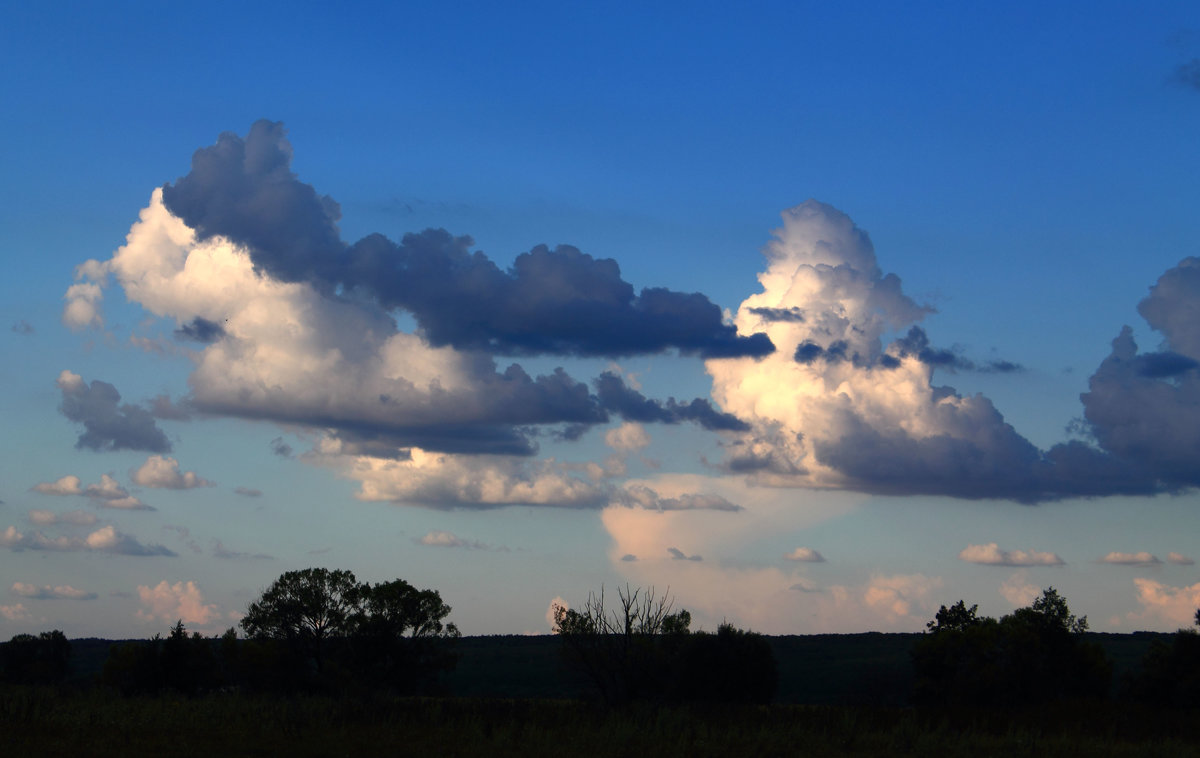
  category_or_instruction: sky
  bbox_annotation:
[2,1,1200,639]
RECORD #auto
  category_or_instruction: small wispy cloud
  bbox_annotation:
[785,547,826,563]
[958,543,1064,566]
[1100,551,1162,567]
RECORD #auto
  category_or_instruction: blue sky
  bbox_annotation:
[2,1,1200,638]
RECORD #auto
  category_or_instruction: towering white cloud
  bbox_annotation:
[136,580,218,626]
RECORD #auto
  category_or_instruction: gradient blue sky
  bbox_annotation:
[3,1,1200,638]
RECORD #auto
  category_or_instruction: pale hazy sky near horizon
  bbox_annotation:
[3,1,1200,638]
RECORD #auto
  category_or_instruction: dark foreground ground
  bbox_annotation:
[4,688,1200,757]
[66,631,1171,704]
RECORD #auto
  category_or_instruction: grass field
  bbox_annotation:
[3,687,1200,757]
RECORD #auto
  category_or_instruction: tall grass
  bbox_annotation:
[3,686,1199,757]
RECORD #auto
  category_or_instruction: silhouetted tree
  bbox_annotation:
[554,584,692,704]
[670,622,778,704]
[240,568,460,692]
[913,588,1110,706]
[241,568,360,675]
[102,621,222,695]
[1,630,71,685]
[350,579,461,693]
[1124,607,1200,706]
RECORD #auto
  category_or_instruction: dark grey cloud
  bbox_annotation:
[619,484,743,511]
[57,373,171,453]
[593,371,749,432]
[883,327,1025,374]
[174,316,226,344]
[620,553,637,562]
[0,525,175,556]
[11,320,33,335]
[667,547,702,561]
[161,121,773,360]
[748,306,805,323]
[269,437,294,458]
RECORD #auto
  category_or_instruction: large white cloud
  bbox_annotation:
[705,201,1054,500]
[1130,578,1200,629]
[136,580,218,626]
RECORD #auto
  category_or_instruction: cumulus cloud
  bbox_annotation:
[999,571,1040,606]
[1167,552,1196,566]
[705,201,1196,502]
[784,547,826,562]
[861,573,943,620]
[604,422,650,452]
[56,371,171,453]
[1100,551,1162,566]
[958,543,1065,566]
[158,120,771,360]
[312,441,607,509]
[27,509,96,526]
[131,455,213,489]
[1077,258,1200,489]
[11,582,97,600]
[1130,578,1200,628]
[0,524,174,556]
[0,603,32,622]
[418,530,488,549]
[63,281,104,330]
[594,372,749,432]
[32,473,151,510]
[136,580,218,626]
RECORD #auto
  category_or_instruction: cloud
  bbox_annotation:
[27,509,97,526]
[418,530,484,549]
[620,553,637,562]
[861,573,943,620]
[546,596,568,631]
[313,441,607,509]
[136,580,218,626]
[1100,551,1162,567]
[1130,578,1200,629]
[604,422,650,453]
[63,281,104,330]
[999,571,1040,606]
[1167,552,1196,566]
[11,582,97,600]
[158,120,771,360]
[784,547,825,562]
[789,578,821,593]
[56,371,172,453]
[594,371,749,431]
[174,316,226,343]
[131,455,213,489]
[211,539,272,560]
[667,546,702,561]
[234,486,262,497]
[958,543,1065,566]
[1077,258,1200,489]
[0,603,31,622]
[149,394,192,420]
[11,320,34,335]
[269,437,294,458]
[617,484,742,512]
[31,473,151,510]
[0,524,174,556]
[705,201,1193,502]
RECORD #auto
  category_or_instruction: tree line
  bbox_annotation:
[4,573,1200,710]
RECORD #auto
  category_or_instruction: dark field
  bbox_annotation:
[6,631,1198,756]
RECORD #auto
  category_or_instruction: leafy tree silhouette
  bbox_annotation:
[1124,607,1200,706]
[1,630,71,685]
[913,587,1110,706]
